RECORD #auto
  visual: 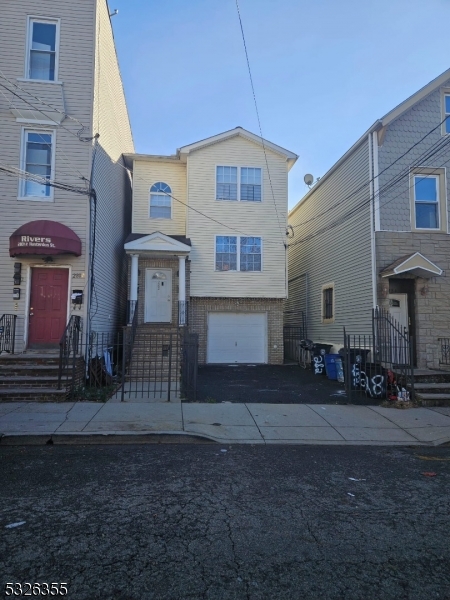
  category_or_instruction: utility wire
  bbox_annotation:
[0,86,89,183]
[0,69,90,136]
[235,0,286,245]
[290,116,449,230]
[287,139,450,248]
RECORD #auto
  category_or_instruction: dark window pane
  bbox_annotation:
[26,141,52,166]
[32,22,56,51]
[241,184,261,201]
[414,176,437,201]
[446,95,450,114]
[29,50,55,80]
[446,116,450,134]
[416,203,438,228]
[323,288,333,319]
[217,182,237,200]
[150,182,171,194]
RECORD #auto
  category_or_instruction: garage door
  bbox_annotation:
[207,312,267,364]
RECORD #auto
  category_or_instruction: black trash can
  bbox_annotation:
[339,348,370,389]
[311,343,333,375]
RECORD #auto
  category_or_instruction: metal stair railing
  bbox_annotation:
[0,314,17,354]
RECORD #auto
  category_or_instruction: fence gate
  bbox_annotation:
[181,332,199,401]
[283,313,307,362]
[343,308,414,403]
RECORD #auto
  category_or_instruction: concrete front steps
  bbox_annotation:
[0,353,71,402]
[128,326,183,383]
[412,369,450,406]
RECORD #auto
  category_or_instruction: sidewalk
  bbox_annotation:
[1,400,450,446]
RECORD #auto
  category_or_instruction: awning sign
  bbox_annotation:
[9,220,82,257]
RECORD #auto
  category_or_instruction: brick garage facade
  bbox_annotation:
[190,297,284,365]
[376,231,450,369]
[127,255,191,325]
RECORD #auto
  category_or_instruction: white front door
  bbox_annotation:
[388,293,408,333]
[145,269,172,323]
[207,312,267,363]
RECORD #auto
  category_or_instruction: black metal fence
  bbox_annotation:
[57,316,199,402]
[342,308,414,403]
[0,314,17,354]
[438,338,450,366]
[283,313,307,362]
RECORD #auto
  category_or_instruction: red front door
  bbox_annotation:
[28,268,69,348]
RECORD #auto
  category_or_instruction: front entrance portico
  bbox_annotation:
[124,232,191,326]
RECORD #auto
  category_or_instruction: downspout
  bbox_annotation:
[368,134,377,309]
[372,131,381,231]
[85,135,100,356]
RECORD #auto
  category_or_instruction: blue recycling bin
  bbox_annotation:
[324,354,340,380]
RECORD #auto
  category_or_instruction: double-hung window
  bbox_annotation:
[215,236,262,271]
[216,167,262,202]
[216,167,237,200]
[413,175,439,229]
[150,182,171,219]
[20,130,54,199]
[27,18,59,81]
[240,168,261,201]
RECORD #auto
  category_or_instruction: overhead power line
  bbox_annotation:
[290,115,450,230]
[235,0,286,245]
[287,138,450,248]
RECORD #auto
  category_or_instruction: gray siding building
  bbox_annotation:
[288,69,450,369]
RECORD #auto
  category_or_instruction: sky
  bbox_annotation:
[109,0,450,209]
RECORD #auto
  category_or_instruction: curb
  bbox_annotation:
[0,431,217,446]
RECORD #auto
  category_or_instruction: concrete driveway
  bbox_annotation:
[195,364,357,404]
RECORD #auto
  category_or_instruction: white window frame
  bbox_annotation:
[24,16,61,83]
[321,283,335,324]
[149,181,172,220]
[214,235,263,272]
[410,168,447,233]
[215,166,263,202]
[18,128,56,201]
[441,88,450,136]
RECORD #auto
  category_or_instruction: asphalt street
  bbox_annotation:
[1,444,450,600]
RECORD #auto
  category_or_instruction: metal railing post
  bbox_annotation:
[121,328,126,402]
[168,333,172,402]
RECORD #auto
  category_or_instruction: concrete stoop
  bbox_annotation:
[412,369,450,406]
[0,353,74,402]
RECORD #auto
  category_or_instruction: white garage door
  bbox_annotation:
[207,312,267,364]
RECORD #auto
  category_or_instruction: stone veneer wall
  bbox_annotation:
[127,256,191,326]
[190,298,285,365]
[376,231,450,369]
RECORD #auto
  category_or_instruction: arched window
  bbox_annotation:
[150,182,171,219]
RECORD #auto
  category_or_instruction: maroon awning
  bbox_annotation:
[9,220,82,257]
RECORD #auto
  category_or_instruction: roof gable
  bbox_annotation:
[124,232,191,253]
[380,252,443,279]
[178,127,298,169]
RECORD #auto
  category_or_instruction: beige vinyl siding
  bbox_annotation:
[90,0,134,333]
[187,136,288,298]
[0,0,96,350]
[288,139,373,344]
[132,160,187,236]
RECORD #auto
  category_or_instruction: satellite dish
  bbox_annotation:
[304,174,314,186]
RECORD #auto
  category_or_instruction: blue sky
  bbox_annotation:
[110,0,450,209]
